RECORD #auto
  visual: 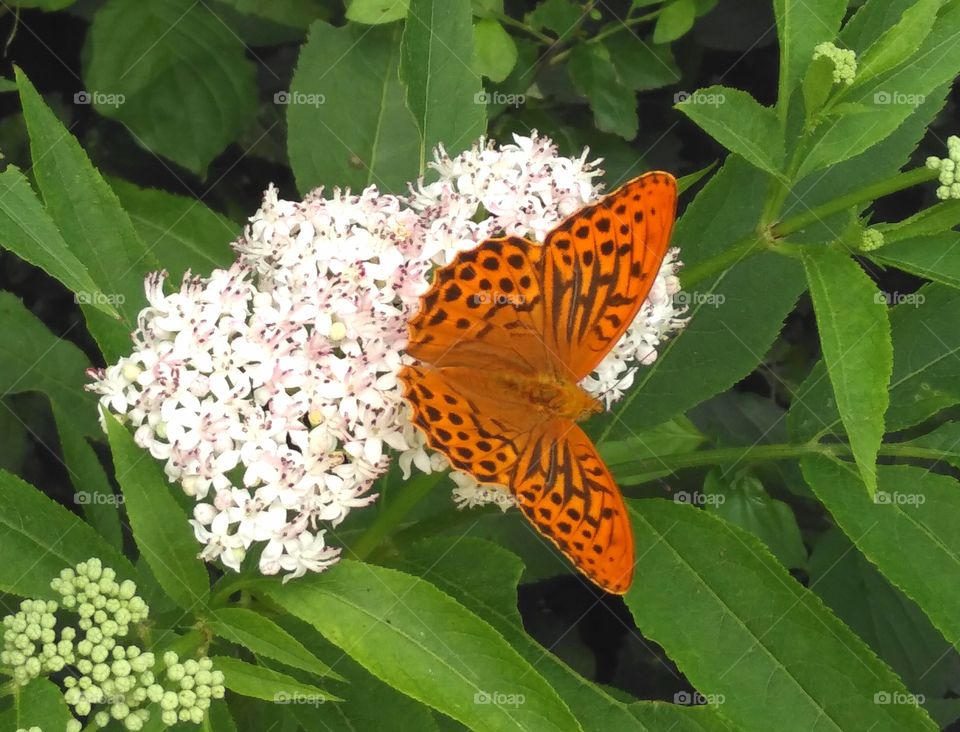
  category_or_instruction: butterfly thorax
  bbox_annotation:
[496,371,602,422]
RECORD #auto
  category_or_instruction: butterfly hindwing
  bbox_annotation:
[541,172,677,380]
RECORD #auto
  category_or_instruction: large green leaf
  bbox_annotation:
[625,498,936,731]
[790,284,960,440]
[262,561,582,732]
[677,86,783,175]
[568,44,638,141]
[105,414,210,612]
[401,0,486,171]
[14,678,74,731]
[773,0,848,103]
[852,0,942,86]
[0,469,134,599]
[16,67,158,361]
[214,656,340,703]
[0,166,115,316]
[288,21,420,194]
[84,0,257,175]
[389,537,650,731]
[871,233,960,290]
[801,248,891,496]
[801,456,960,647]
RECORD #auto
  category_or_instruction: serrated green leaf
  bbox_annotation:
[801,456,960,648]
[472,19,518,83]
[871,233,960,289]
[625,498,937,731]
[877,200,960,243]
[901,421,960,469]
[105,413,210,612]
[802,55,837,124]
[208,607,345,681]
[773,0,847,102]
[568,43,638,140]
[401,0,487,171]
[605,33,680,92]
[14,678,74,731]
[676,85,783,175]
[214,656,340,703]
[0,468,134,599]
[262,561,582,732]
[346,0,409,24]
[801,248,891,496]
[853,0,942,85]
[84,0,258,175]
[0,166,115,316]
[653,0,695,44]
[526,0,581,36]
[289,21,420,194]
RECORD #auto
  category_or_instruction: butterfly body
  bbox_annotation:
[400,171,678,594]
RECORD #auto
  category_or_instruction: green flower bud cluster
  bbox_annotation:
[860,228,885,252]
[926,136,960,199]
[812,42,857,85]
[2,558,223,731]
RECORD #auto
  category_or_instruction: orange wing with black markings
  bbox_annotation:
[399,171,677,594]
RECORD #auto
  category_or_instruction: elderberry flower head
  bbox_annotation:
[926,135,960,200]
[812,42,857,85]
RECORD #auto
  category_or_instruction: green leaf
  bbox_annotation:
[208,608,345,681]
[630,702,732,731]
[853,0,942,85]
[568,44,638,140]
[84,0,256,177]
[789,284,960,440]
[84,0,258,175]
[605,33,681,92]
[625,498,937,731]
[214,656,340,703]
[801,455,960,647]
[526,0,581,36]
[0,291,101,439]
[261,561,582,732]
[216,0,328,27]
[676,85,783,175]
[346,0,409,24]
[109,178,237,280]
[802,55,837,123]
[703,469,807,568]
[773,0,848,101]
[0,468,134,599]
[388,538,648,731]
[599,416,707,484]
[288,21,420,194]
[877,200,960,243]
[810,527,960,697]
[16,67,158,359]
[870,233,960,289]
[401,0,487,171]
[901,421,960,469]
[105,413,210,612]
[801,248,891,496]
[653,0,695,44]
[15,678,74,731]
[472,19,518,83]
[0,166,115,316]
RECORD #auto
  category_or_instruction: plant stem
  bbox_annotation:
[494,11,554,44]
[350,472,446,560]
[609,440,946,476]
[772,167,939,238]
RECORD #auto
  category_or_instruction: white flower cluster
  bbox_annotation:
[926,135,960,199]
[812,42,857,85]
[2,559,224,731]
[88,133,686,579]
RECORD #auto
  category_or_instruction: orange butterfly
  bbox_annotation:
[399,171,678,594]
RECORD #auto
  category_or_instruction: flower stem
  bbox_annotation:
[493,11,554,44]
[350,471,447,560]
[608,440,945,476]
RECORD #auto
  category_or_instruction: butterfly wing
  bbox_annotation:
[513,419,634,594]
[540,171,677,380]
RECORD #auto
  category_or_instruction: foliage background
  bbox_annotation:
[0,0,959,730]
